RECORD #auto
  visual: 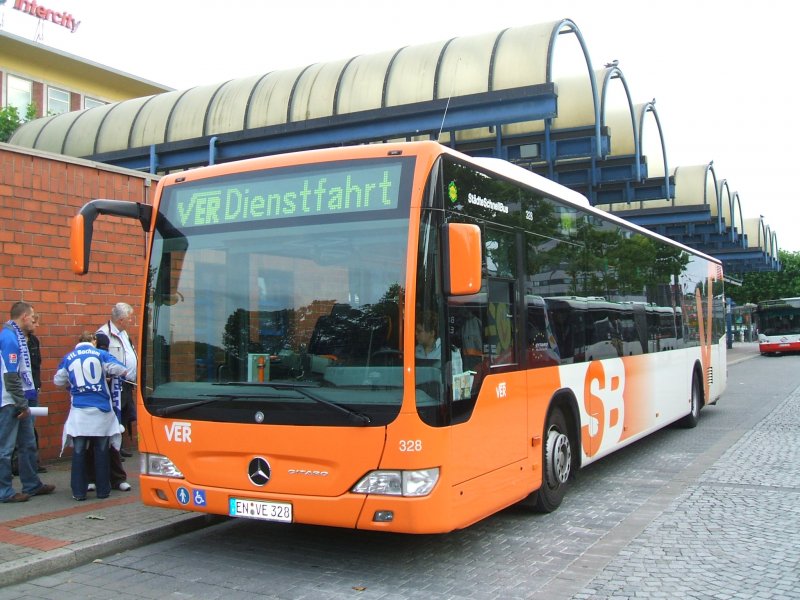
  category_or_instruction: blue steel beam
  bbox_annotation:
[87,84,557,173]
[80,82,776,274]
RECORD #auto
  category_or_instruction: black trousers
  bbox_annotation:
[86,443,127,486]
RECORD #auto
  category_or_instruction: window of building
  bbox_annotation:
[6,75,33,115]
[47,86,70,115]
[84,97,105,109]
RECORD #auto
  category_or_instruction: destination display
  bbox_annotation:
[164,161,405,229]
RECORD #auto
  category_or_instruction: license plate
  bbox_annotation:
[229,498,292,523]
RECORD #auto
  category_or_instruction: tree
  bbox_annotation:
[728,250,800,304]
[0,103,37,143]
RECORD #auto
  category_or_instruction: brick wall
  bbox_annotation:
[0,143,157,460]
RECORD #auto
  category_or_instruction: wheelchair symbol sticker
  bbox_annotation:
[176,487,190,505]
[193,490,206,506]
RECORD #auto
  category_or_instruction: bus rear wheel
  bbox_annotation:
[678,373,702,428]
[532,408,572,513]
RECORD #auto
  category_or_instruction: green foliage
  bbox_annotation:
[728,250,800,304]
[0,103,37,143]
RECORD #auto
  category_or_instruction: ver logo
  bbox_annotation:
[165,421,192,443]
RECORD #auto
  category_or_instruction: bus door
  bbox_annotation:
[449,226,527,484]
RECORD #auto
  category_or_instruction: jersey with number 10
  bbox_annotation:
[54,343,128,411]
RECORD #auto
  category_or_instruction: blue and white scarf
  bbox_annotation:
[6,320,36,400]
[110,375,123,422]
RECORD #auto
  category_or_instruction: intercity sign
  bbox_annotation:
[9,0,81,33]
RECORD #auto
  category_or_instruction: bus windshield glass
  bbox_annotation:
[757,299,800,336]
[142,157,414,426]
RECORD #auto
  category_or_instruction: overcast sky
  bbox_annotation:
[3,0,797,252]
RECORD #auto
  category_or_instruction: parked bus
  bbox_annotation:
[70,141,726,533]
[756,298,800,355]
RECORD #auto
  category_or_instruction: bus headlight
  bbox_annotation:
[141,453,184,479]
[352,468,439,497]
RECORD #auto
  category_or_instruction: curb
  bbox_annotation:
[0,512,224,587]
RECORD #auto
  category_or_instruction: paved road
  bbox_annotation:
[2,348,798,599]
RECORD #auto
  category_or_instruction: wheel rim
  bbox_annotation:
[545,427,571,487]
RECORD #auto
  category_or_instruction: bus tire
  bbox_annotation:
[532,408,572,513]
[678,372,702,428]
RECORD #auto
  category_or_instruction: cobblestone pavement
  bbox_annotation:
[2,343,798,599]
[572,385,800,599]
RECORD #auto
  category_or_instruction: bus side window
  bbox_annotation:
[487,279,516,366]
[447,305,485,399]
[459,309,483,370]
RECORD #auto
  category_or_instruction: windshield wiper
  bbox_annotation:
[151,394,239,417]
[214,382,371,425]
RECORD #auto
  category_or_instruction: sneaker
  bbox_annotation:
[73,496,86,501]
[2,492,30,503]
[30,483,55,496]
[37,465,48,473]
[118,482,131,491]
[120,448,133,457]
[87,483,96,492]
[97,494,109,499]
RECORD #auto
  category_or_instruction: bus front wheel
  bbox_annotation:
[532,408,572,513]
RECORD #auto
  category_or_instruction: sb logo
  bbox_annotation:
[580,359,625,457]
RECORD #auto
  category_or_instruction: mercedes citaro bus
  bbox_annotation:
[71,141,726,533]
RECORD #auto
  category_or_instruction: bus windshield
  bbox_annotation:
[757,299,800,336]
[142,157,413,426]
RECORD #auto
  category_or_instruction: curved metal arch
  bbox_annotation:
[486,28,511,91]
[745,216,767,251]
[716,179,733,241]
[770,230,780,261]
[704,162,723,232]
[332,55,360,116]
[764,224,776,261]
[126,95,159,149]
[30,110,82,153]
[756,217,767,250]
[62,102,127,157]
[547,18,601,158]
[285,63,316,124]
[764,224,774,258]
[60,106,96,155]
[729,191,745,247]
[431,37,458,100]
[160,87,196,145]
[242,71,275,130]
[201,79,235,137]
[380,46,407,108]
[31,112,63,149]
[92,101,126,155]
[637,100,670,190]
[599,65,637,171]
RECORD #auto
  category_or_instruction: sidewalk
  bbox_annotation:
[0,449,218,587]
[0,344,761,587]
[726,340,760,365]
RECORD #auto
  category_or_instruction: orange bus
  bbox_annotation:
[70,141,727,533]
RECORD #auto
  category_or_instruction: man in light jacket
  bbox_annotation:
[96,302,138,457]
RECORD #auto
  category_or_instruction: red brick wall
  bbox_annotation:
[0,144,158,460]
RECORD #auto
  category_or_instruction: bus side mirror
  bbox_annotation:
[70,199,153,275]
[443,223,482,296]
[70,214,90,275]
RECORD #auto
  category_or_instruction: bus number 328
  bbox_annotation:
[399,440,423,452]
